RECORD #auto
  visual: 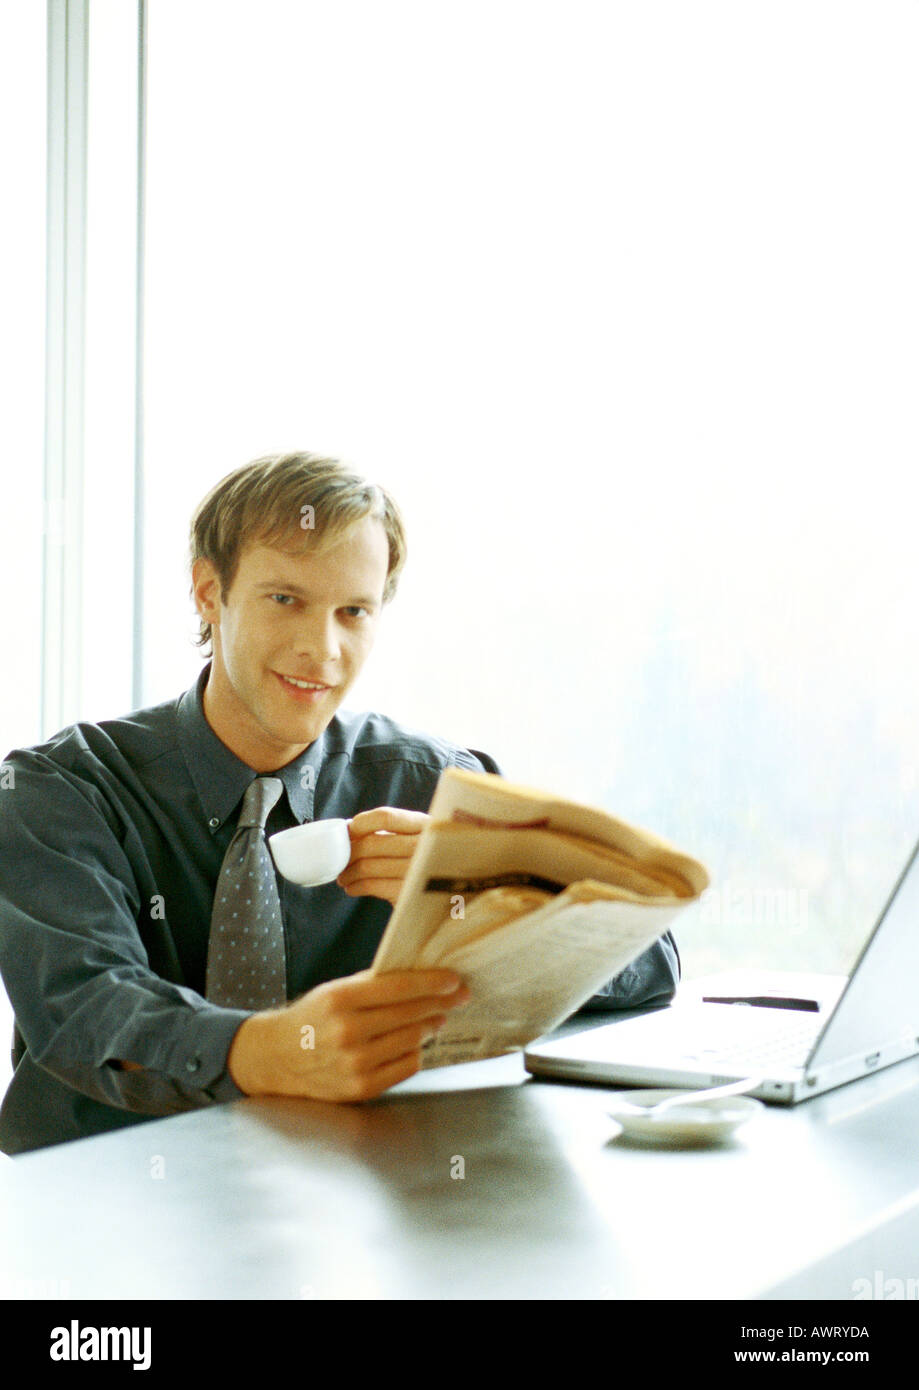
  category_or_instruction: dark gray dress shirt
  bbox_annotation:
[0,665,678,1154]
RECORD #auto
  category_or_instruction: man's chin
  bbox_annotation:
[266,690,341,746]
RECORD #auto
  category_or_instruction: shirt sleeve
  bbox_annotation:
[0,749,251,1119]
[574,931,680,1012]
[452,746,681,1012]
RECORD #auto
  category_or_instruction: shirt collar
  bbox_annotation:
[176,663,326,833]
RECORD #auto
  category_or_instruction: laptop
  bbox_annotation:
[524,836,919,1104]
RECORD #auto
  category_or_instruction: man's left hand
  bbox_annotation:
[337,807,430,907]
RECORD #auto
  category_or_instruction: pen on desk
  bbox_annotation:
[701,994,821,1012]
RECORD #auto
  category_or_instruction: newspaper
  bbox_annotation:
[371,768,709,1067]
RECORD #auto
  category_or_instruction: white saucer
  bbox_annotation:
[607,1089,764,1144]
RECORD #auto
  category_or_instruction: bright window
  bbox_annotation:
[139,0,919,977]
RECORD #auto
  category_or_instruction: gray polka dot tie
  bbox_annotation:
[206,776,288,1010]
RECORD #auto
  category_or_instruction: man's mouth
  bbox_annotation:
[274,672,334,699]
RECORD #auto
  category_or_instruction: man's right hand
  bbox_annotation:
[226,968,470,1103]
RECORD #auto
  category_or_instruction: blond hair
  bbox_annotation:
[189,451,407,650]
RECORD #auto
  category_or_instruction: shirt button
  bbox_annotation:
[185,1056,201,1074]
[208,817,220,829]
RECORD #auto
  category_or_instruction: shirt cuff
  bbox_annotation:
[161,1006,252,1102]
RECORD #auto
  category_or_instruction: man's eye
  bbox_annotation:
[269,594,295,606]
[343,606,370,619]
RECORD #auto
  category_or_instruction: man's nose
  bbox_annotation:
[295,613,341,663]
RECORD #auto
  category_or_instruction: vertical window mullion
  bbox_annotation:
[43,0,88,737]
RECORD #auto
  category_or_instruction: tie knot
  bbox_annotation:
[238,776,284,830]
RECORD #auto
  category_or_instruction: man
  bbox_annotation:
[0,453,678,1154]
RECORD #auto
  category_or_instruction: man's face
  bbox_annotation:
[193,515,390,771]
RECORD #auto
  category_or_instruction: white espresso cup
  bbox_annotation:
[269,818,352,887]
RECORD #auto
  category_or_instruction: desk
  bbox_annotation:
[2,1045,919,1300]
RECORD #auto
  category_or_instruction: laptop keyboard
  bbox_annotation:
[598,1006,823,1073]
[680,1016,820,1069]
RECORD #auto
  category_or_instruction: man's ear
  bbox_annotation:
[192,557,223,628]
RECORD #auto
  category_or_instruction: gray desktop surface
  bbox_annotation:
[2,1032,919,1300]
